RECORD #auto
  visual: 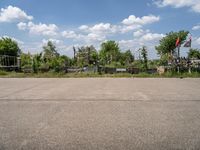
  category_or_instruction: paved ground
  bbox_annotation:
[0,78,200,150]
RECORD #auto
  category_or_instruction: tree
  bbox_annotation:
[43,41,59,62]
[119,50,134,66]
[32,53,43,73]
[188,48,200,59]
[155,30,189,64]
[139,46,148,70]
[0,37,21,56]
[20,52,32,68]
[99,41,120,65]
[88,46,98,65]
[76,45,98,67]
[60,55,72,67]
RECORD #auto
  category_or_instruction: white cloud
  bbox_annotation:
[192,24,200,30]
[194,37,200,45]
[140,32,165,41]
[119,39,143,50]
[17,22,27,30]
[63,23,116,42]
[86,33,106,42]
[79,23,118,34]
[62,30,106,43]
[0,5,33,22]
[120,24,142,33]
[79,25,89,31]
[133,29,165,41]
[18,22,58,36]
[62,31,81,39]
[63,23,117,43]
[74,14,161,42]
[90,23,117,33]
[133,29,145,37]
[154,0,200,13]
[122,15,160,26]
[118,30,165,58]
[42,39,62,45]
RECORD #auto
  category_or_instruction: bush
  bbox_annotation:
[22,65,32,73]
[39,63,49,73]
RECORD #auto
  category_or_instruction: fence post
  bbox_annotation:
[17,57,21,69]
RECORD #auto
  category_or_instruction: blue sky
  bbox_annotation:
[0,0,200,59]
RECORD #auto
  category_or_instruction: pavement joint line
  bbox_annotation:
[0,99,200,102]
[0,80,52,99]
[0,84,41,99]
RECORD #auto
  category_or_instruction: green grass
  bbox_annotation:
[0,70,8,76]
[0,70,200,78]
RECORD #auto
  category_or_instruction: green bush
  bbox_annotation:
[39,63,49,73]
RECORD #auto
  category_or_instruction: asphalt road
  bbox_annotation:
[0,78,200,150]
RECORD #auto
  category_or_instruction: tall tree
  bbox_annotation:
[43,41,59,62]
[76,45,98,67]
[156,31,189,56]
[139,46,148,70]
[0,37,21,56]
[99,41,120,65]
[119,50,134,66]
[155,30,189,64]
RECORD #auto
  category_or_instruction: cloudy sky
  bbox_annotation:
[0,0,200,58]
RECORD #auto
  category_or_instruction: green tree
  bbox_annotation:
[43,41,59,62]
[89,46,98,65]
[20,52,32,68]
[42,41,62,71]
[60,55,72,67]
[32,53,43,73]
[139,46,148,71]
[99,41,120,65]
[119,50,134,66]
[76,45,98,67]
[188,48,200,59]
[155,30,189,64]
[0,37,21,56]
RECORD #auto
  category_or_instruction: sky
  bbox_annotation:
[0,0,200,59]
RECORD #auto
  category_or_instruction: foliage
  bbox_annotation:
[148,60,159,69]
[20,52,32,68]
[119,50,134,66]
[32,53,43,73]
[132,60,143,68]
[43,41,59,62]
[188,48,200,59]
[155,30,189,57]
[1,71,200,78]
[158,53,169,66]
[0,70,8,75]
[99,41,120,65]
[140,46,148,70]
[2,34,200,77]
[0,37,21,56]
[75,45,98,67]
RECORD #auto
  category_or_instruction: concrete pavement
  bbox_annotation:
[0,78,200,150]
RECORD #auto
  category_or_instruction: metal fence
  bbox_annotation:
[0,55,20,69]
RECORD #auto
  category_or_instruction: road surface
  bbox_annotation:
[0,78,200,150]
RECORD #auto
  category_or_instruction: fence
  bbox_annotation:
[0,55,20,69]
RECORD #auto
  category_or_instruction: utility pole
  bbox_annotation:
[88,47,90,65]
[177,45,180,73]
[73,46,76,60]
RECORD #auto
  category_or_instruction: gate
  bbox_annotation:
[0,55,20,69]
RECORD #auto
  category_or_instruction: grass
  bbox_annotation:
[0,70,200,78]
